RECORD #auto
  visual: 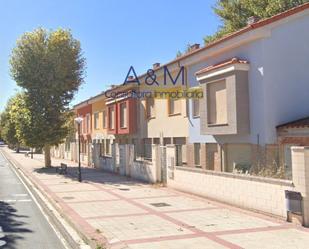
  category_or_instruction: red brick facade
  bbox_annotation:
[107,98,137,135]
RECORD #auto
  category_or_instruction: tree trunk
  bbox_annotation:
[44,144,51,167]
[30,148,33,159]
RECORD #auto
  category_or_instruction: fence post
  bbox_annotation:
[151,144,159,182]
[291,146,309,226]
[112,142,118,173]
[118,144,126,175]
[166,145,176,183]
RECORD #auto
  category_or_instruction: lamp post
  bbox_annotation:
[74,117,83,182]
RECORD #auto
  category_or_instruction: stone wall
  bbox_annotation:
[168,166,293,217]
[166,145,309,223]
[91,143,160,183]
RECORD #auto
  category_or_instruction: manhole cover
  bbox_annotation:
[150,202,171,207]
[62,196,74,200]
[118,188,130,191]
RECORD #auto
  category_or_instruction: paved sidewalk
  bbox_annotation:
[1,147,309,249]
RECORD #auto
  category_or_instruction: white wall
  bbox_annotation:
[168,167,293,217]
[130,160,157,183]
[262,14,309,143]
[188,13,309,145]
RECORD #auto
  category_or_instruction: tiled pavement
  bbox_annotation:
[2,147,309,249]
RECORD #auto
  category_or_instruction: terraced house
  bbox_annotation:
[88,92,113,169]
[53,4,309,222]
[74,100,93,166]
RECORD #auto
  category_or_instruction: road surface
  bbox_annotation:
[0,150,66,249]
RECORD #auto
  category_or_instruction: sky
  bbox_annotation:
[0,0,220,111]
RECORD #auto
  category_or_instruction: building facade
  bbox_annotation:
[52,3,309,219]
[75,101,93,166]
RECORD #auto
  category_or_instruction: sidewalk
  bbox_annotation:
[1,147,309,249]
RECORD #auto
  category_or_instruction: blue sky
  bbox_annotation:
[0,0,219,111]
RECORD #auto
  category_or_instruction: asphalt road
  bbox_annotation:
[0,150,66,249]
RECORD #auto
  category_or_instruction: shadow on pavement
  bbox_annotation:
[34,165,146,187]
[0,201,32,249]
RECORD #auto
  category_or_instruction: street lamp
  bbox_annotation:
[74,117,83,182]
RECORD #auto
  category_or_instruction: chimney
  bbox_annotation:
[247,16,260,25]
[153,62,160,69]
[190,43,200,52]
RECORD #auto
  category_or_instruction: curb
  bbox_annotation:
[0,148,93,249]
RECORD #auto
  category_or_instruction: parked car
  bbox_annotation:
[0,141,5,145]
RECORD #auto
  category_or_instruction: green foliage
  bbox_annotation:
[9,92,40,148]
[204,0,309,44]
[60,110,76,145]
[0,94,23,149]
[175,43,193,58]
[9,28,85,165]
[204,29,230,45]
[176,51,183,58]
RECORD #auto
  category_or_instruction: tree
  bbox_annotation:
[9,93,36,149]
[0,95,23,151]
[10,28,85,167]
[175,43,194,58]
[176,51,183,58]
[204,0,309,44]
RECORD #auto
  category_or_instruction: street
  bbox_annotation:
[1,146,309,249]
[0,150,66,249]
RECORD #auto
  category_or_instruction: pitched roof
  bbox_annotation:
[73,3,309,107]
[195,58,249,75]
[276,117,309,129]
[142,3,309,76]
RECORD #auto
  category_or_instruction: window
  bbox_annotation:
[194,143,201,167]
[153,138,160,144]
[108,106,115,129]
[143,138,152,160]
[81,141,87,154]
[207,80,227,125]
[99,142,104,157]
[175,145,182,166]
[105,139,111,155]
[94,112,99,129]
[192,98,200,118]
[65,140,70,152]
[81,119,84,134]
[174,137,187,165]
[206,143,219,171]
[197,60,250,135]
[120,102,127,128]
[146,98,155,119]
[80,142,83,154]
[168,98,181,115]
[133,139,142,160]
[163,137,171,145]
[86,114,91,133]
[78,119,84,134]
[102,110,107,128]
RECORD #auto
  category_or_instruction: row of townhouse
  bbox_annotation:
[52,3,309,220]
